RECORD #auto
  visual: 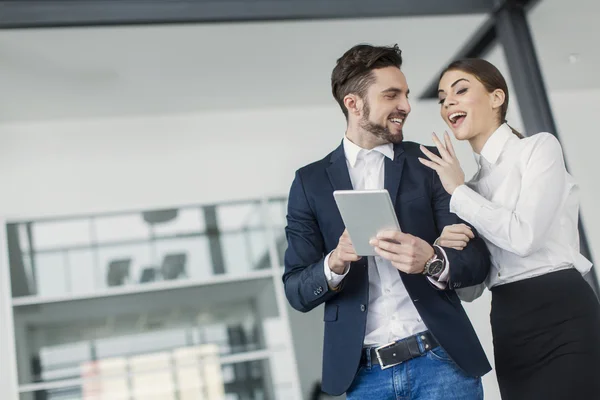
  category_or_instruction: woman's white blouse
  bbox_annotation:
[450,123,592,288]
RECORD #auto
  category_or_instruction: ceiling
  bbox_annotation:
[0,14,487,121]
[0,0,596,122]
[527,0,598,92]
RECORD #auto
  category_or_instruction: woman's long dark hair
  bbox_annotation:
[440,58,523,138]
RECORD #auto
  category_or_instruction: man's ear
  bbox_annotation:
[343,94,363,117]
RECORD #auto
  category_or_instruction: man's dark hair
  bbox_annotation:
[331,44,403,119]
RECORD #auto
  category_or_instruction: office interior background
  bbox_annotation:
[0,0,598,399]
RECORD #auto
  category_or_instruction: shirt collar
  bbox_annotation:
[476,123,514,167]
[343,136,394,167]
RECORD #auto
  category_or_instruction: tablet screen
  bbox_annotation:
[333,189,401,256]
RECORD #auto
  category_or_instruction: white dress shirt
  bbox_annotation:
[450,123,592,289]
[323,137,428,346]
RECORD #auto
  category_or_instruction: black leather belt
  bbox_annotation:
[362,331,439,369]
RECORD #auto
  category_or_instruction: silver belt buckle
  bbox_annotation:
[374,341,400,370]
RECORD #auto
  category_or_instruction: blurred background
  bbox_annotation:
[0,0,598,399]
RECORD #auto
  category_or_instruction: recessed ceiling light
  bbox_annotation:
[568,53,580,64]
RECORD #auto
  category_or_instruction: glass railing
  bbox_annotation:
[267,198,288,267]
[7,199,287,300]
[14,279,292,392]
[8,196,299,399]
[19,357,279,400]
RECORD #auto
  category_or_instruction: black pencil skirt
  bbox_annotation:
[490,268,600,400]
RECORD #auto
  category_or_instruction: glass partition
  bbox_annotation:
[267,198,288,267]
[7,200,275,300]
[7,197,298,400]
[14,278,294,399]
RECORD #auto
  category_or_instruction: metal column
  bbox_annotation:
[495,0,555,134]
[203,205,226,275]
[495,0,599,295]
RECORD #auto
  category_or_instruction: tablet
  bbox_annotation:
[333,189,401,256]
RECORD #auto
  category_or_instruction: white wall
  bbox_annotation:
[0,106,341,220]
[1,89,599,400]
[0,100,484,218]
[547,88,600,264]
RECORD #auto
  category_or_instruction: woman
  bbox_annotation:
[418,58,600,400]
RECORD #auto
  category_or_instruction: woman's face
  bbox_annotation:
[438,69,503,141]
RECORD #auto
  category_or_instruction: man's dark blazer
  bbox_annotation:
[283,140,492,396]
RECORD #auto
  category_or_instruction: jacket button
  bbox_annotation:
[360,304,366,312]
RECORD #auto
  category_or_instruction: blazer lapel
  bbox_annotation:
[326,143,353,191]
[384,143,406,207]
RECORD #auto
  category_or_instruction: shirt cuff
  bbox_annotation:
[427,245,450,289]
[324,251,350,288]
[450,184,484,223]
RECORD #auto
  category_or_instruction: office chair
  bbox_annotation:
[161,253,187,280]
[106,258,131,287]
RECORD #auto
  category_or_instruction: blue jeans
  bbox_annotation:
[346,334,483,400]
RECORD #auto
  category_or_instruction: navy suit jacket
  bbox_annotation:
[283,140,492,396]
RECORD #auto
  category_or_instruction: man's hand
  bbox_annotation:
[437,224,474,250]
[370,231,434,274]
[329,229,361,275]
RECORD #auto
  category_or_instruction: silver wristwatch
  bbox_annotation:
[423,246,445,276]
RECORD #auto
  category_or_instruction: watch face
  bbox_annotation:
[428,260,444,276]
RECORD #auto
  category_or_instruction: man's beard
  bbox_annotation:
[359,101,405,144]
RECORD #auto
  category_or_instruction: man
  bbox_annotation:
[283,44,492,399]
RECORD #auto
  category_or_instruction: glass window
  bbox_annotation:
[29,249,98,298]
[9,198,298,399]
[33,219,92,250]
[17,223,31,253]
[154,237,212,282]
[20,359,271,400]
[247,229,271,270]
[67,250,97,295]
[20,384,83,400]
[216,203,263,231]
[21,253,35,295]
[35,252,69,297]
[96,243,152,289]
[96,330,188,360]
[268,199,288,267]
[267,199,287,228]
[151,208,205,236]
[39,341,91,382]
[94,215,150,244]
[220,230,270,275]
